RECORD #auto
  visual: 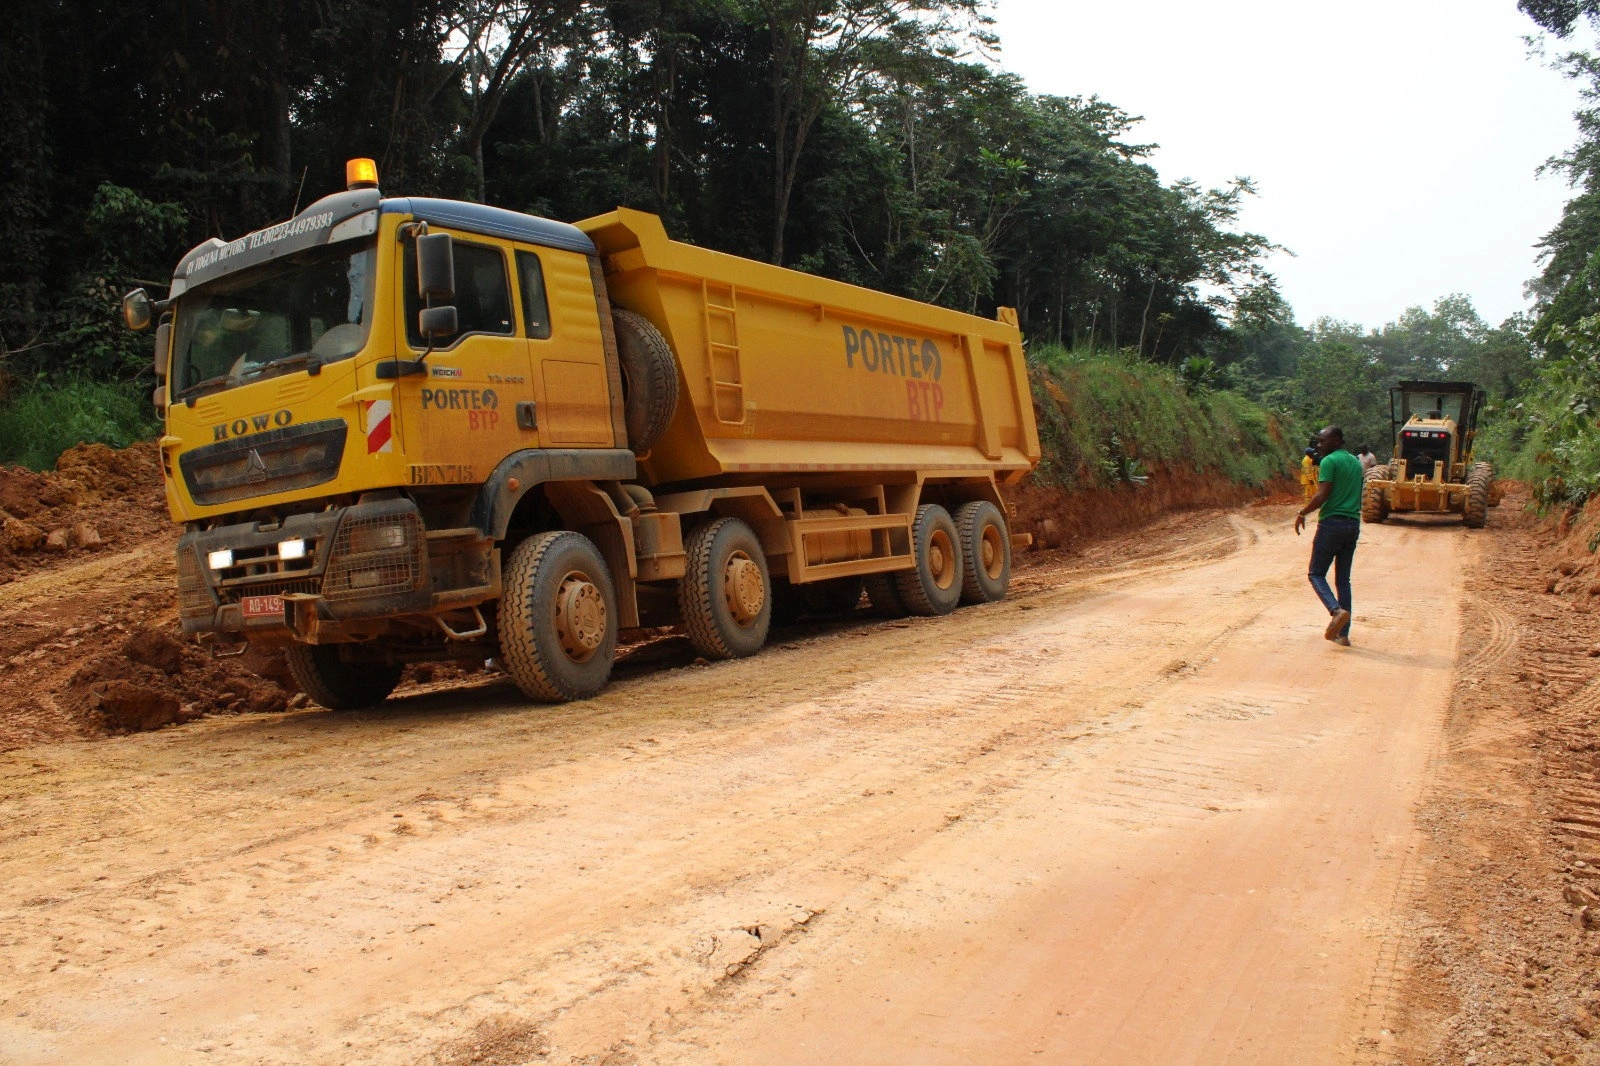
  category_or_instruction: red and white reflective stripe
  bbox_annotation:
[365,399,393,454]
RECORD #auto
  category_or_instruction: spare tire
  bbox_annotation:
[612,308,680,454]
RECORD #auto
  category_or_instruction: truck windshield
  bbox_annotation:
[171,240,376,400]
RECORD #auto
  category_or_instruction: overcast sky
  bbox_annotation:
[988,0,1588,330]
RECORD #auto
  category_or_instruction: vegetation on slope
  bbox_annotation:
[1028,346,1298,493]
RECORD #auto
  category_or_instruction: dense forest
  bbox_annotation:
[0,0,1576,486]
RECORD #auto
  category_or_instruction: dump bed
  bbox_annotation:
[577,209,1041,488]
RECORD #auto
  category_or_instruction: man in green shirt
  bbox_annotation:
[1293,425,1363,645]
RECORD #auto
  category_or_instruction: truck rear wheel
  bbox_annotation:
[865,574,908,618]
[286,645,402,711]
[680,518,772,659]
[895,504,963,616]
[1465,463,1492,529]
[612,308,680,454]
[499,531,618,702]
[955,500,1011,604]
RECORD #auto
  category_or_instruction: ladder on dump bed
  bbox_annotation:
[701,280,745,425]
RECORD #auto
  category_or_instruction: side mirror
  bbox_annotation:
[152,320,171,382]
[416,233,455,301]
[419,305,458,341]
[122,288,154,332]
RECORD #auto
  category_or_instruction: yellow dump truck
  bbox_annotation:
[123,161,1039,707]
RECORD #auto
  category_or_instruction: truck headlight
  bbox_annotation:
[278,538,307,560]
[207,548,234,570]
[349,523,410,553]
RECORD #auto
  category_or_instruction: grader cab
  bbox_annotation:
[1361,380,1499,527]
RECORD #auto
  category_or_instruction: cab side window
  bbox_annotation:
[516,251,552,340]
[404,239,514,349]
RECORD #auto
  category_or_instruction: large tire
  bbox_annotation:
[894,504,963,616]
[801,575,865,616]
[1465,463,1492,529]
[499,531,618,702]
[612,308,680,454]
[864,573,909,618]
[679,518,772,659]
[955,500,1011,604]
[1361,481,1388,523]
[286,644,402,710]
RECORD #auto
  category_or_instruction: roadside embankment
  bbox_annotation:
[1008,350,1299,552]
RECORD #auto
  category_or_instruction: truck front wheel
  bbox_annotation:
[286,645,402,710]
[680,517,772,659]
[499,531,619,702]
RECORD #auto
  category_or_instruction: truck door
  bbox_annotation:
[518,248,617,448]
[395,234,539,486]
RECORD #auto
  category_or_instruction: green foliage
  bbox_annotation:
[1476,313,1600,509]
[0,379,158,471]
[1225,296,1535,464]
[1027,345,1298,493]
[1178,356,1220,394]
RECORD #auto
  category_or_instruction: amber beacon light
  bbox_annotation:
[346,158,379,191]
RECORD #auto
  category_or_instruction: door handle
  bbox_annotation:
[516,401,537,430]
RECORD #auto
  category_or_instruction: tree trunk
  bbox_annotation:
[1137,279,1156,356]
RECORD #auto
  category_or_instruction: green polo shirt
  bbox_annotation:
[1317,448,1364,520]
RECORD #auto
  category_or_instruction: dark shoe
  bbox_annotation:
[1332,635,1351,647]
[1324,609,1351,641]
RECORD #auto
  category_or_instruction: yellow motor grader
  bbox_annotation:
[1361,380,1501,528]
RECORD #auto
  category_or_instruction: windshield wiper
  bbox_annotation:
[174,374,237,405]
[237,351,322,381]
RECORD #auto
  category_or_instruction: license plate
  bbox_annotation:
[240,594,285,620]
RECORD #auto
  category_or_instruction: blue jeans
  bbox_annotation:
[1308,516,1359,637]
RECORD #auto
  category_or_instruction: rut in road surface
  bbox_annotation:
[0,504,1465,1065]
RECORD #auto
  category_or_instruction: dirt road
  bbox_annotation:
[0,505,1475,1064]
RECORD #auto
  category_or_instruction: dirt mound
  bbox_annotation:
[54,622,293,736]
[0,441,168,583]
[0,438,312,750]
[54,441,163,501]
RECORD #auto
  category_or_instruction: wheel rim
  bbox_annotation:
[980,522,1005,580]
[553,570,606,663]
[724,551,765,625]
[928,528,957,591]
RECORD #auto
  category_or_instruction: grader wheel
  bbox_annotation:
[1464,463,1493,529]
[1361,481,1388,523]
[1360,464,1390,524]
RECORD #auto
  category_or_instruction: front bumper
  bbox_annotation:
[177,495,496,642]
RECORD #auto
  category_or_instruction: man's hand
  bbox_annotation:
[1294,512,1306,535]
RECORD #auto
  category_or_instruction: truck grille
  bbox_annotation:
[217,577,322,604]
[179,420,347,506]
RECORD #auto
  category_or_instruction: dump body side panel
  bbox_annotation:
[577,209,1040,489]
